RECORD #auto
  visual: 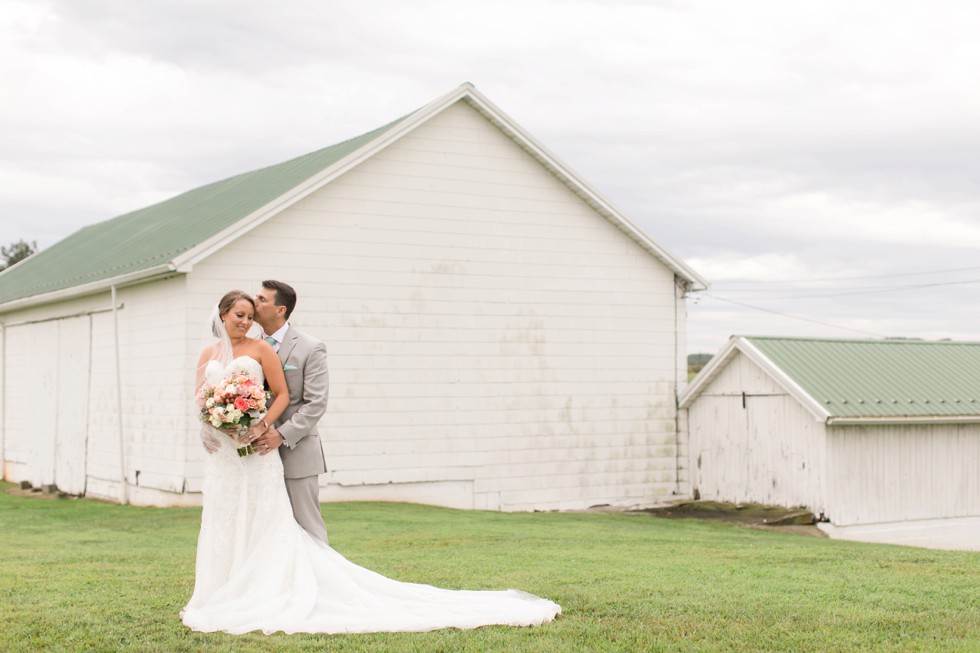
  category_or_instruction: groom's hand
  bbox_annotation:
[254,427,285,455]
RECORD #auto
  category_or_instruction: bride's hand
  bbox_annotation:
[200,427,222,454]
[244,422,267,444]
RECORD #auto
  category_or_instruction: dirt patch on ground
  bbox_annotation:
[4,482,73,500]
[4,483,825,539]
[631,500,827,538]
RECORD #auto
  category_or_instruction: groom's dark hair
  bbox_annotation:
[262,280,297,320]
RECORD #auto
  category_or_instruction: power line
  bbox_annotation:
[711,264,980,285]
[711,277,980,299]
[694,292,888,338]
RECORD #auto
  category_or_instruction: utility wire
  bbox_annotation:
[694,292,888,338]
[713,264,980,285]
[711,277,980,299]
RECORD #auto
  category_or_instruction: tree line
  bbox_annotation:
[1,239,36,271]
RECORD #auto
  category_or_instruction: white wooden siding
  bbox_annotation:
[686,351,826,514]
[111,277,191,500]
[4,99,689,510]
[0,277,193,504]
[826,423,980,525]
[187,99,684,511]
[84,310,124,498]
[54,315,90,494]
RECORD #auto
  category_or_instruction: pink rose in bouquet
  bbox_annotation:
[197,373,271,433]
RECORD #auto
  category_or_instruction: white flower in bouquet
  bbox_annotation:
[196,371,272,436]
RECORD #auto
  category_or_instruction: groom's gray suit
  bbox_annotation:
[274,325,330,542]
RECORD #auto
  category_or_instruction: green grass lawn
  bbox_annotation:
[1,482,977,652]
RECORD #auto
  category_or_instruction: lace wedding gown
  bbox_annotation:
[181,356,561,635]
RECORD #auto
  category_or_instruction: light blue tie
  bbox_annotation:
[265,336,277,347]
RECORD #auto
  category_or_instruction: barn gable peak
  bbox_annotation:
[0,83,705,312]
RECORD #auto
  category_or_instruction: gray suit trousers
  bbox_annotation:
[284,476,328,544]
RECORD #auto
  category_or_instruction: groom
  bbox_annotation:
[252,279,330,543]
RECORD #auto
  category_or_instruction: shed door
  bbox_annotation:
[54,316,90,495]
[690,394,750,500]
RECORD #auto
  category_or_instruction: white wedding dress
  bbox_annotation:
[181,356,561,635]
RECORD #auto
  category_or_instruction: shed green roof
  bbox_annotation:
[0,116,406,307]
[745,336,980,418]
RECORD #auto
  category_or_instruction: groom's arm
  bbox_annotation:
[277,341,329,447]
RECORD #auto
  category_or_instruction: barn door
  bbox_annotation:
[14,321,59,486]
[54,316,90,495]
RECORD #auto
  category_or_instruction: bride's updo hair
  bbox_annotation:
[212,290,255,336]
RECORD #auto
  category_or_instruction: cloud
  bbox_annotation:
[4,0,980,355]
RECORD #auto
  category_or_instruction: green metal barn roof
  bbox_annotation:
[0,118,405,307]
[746,337,980,419]
[682,336,980,422]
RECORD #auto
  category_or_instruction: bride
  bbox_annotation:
[181,290,561,635]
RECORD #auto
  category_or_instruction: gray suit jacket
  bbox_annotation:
[274,325,329,479]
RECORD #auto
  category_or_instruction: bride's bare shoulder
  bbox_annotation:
[245,338,275,357]
[245,338,277,367]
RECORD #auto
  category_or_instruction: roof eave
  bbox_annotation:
[680,336,831,422]
[738,337,831,422]
[0,263,177,316]
[175,85,481,272]
[176,82,708,288]
[459,86,707,289]
[827,415,980,426]
[678,336,740,407]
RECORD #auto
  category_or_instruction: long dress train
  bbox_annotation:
[180,356,561,635]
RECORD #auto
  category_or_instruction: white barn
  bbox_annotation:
[0,83,706,511]
[679,336,980,526]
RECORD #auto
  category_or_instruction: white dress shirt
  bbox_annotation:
[263,323,290,353]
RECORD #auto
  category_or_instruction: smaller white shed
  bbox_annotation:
[679,336,980,526]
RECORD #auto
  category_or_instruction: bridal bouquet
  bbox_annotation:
[197,373,270,434]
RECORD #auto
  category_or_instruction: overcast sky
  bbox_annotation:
[3,0,979,354]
